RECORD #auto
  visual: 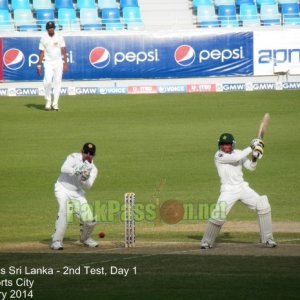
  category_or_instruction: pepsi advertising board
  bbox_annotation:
[1,32,253,81]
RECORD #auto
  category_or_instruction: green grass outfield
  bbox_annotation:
[0,91,300,299]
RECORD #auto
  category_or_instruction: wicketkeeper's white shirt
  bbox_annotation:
[39,32,66,62]
[215,147,257,186]
[57,153,98,193]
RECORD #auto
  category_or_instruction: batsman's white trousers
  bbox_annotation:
[43,60,63,106]
[52,182,94,242]
[211,182,260,221]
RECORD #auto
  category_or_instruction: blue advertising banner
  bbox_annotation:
[2,32,253,81]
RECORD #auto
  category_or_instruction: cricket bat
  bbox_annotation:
[258,113,270,139]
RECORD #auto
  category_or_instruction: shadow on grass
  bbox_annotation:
[188,232,254,244]
[25,103,46,111]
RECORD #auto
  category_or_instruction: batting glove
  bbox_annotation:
[252,145,264,159]
[250,138,264,150]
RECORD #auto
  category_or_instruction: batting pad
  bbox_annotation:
[201,219,223,246]
[80,221,97,243]
[258,212,274,243]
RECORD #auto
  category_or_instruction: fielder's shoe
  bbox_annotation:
[200,241,212,249]
[266,238,277,248]
[82,238,98,248]
[45,100,51,111]
[51,241,63,250]
[52,105,59,111]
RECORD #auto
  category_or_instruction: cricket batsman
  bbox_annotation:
[51,143,98,250]
[201,133,277,249]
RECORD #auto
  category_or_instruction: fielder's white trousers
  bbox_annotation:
[43,60,63,107]
[211,182,260,221]
[52,182,94,242]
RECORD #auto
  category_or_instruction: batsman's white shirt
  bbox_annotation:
[39,32,65,62]
[213,147,260,219]
[57,153,98,193]
[215,147,256,188]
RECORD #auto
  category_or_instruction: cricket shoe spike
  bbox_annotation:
[51,240,63,250]
[266,238,277,248]
[200,241,212,250]
[82,238,98,248]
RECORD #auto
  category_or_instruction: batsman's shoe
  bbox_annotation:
[51,241,63,250]
[266,239,277,248]
[82,238,98,248]
[200,242,212,250]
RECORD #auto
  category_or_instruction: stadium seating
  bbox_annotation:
[32,0,52,10]
[36,9,55,30]
[97,0,117,9]
[13,8,40,31]
[77,0,96,10]
[80,7,102,30]
[260,4,281,25]
[281,3,300,25]
[256,0,277,5]
[11,0,30,10]
[192,0,212,9]
[214,0,235,11]
[235,0,254,13]
[220,19,239,27]
[197,5,219,27]
[281,3,299,17]
[256,0,277,12]
[0,9,15,31]
[122,6,143,29]
[4,0,300,31]
[239,3,260,26]
[101,7,120,23]
[58,7,80,30]
[218,5,237,20]
[120,0,139,8]
[123,6,142,22]
[236,0,255,5]
[55,0,73,10]
[0,0,8,10]
[105,22,123,30]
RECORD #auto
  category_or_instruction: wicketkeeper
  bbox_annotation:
[51,143,98,250]
[201,133,277,249]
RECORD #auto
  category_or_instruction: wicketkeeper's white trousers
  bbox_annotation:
[52,182,94,242]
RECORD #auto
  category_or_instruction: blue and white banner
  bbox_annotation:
[253,30,300,76]
[1,32,253,81]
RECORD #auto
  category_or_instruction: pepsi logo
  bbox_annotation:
[89,47,110,69]
[3,48,25,70]
[174,45,195,67]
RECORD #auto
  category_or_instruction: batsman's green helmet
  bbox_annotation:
[218,133,235,146]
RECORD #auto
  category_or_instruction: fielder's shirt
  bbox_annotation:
[57,153,98,192]
[39,32,66,62]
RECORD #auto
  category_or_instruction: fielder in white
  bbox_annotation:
[51,143,98,250]
[201,133,277,249]
[37,21,68,111]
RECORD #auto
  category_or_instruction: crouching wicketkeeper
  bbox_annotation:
[51,143,98,250]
